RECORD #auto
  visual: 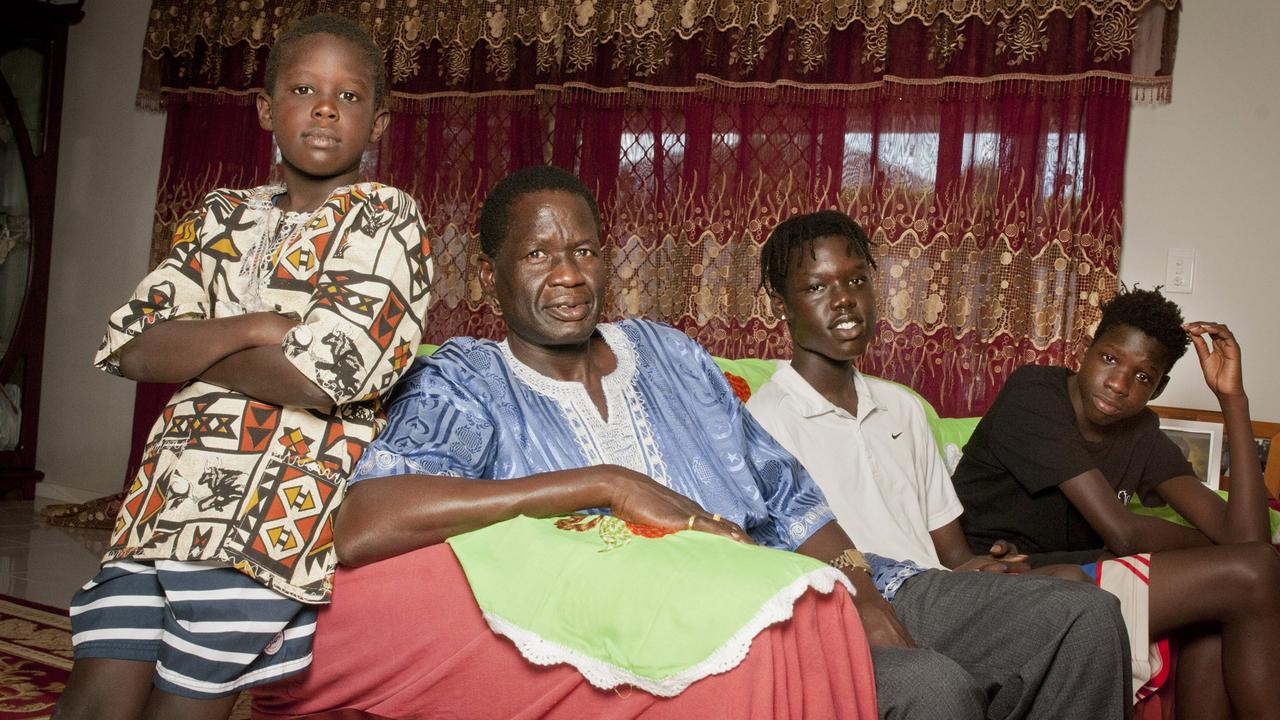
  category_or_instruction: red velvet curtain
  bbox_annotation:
[364,85,1127,417]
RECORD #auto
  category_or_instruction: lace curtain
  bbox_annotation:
[357,78,1127,416]
[138,0,1179,416]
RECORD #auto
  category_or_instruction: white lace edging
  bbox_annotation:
[480,566,853,697]
[498,323,637,401]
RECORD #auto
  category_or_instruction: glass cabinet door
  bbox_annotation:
[0,46,43,453]
[0,1,81,495]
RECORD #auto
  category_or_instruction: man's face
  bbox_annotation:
[1074,324,1170,428]
[256,33,387,187]
[480,190,605,352]
[776,234,878,364]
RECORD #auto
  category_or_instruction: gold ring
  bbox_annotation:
[712,513,721,522]
[686,515,697,530]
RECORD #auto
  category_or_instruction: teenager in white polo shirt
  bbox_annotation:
[747,210,1103,720]
[749,210,1092,578]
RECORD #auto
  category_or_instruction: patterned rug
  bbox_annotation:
[0,595,71,719]
[0,594,249,719]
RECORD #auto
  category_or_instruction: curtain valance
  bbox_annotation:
[138,0,1180,110]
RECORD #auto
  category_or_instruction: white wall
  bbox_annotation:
[37,0,164,500]
[33,1,1280,498]
[1122,1,1280,421]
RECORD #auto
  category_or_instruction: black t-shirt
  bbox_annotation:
[952,365,1194,565]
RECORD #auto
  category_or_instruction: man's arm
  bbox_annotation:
[906,398,1029,573]
[1059,469,1212,555]
[117,312,298,383]
[334,465,746,567]
[795,522,916,648]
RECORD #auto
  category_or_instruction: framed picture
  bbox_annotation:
[1159,419,1224,490]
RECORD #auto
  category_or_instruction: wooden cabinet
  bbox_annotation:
[0,1,83,498]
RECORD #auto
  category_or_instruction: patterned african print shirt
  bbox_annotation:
[95,183,432,603]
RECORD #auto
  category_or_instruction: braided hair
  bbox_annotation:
[760,210,875,294]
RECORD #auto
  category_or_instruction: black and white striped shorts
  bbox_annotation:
[70,560,317,699]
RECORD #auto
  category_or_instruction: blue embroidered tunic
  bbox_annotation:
[354,319,922,594]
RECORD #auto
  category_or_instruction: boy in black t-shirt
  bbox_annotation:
[955,363,1194,565]
[953,287,1280,718]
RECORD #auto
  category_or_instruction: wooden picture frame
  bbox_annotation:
[1158,419,1224,490]
[1150,405,1280,499]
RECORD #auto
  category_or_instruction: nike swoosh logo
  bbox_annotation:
[891,432,903,439]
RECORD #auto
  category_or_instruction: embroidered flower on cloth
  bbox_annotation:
[625,521,677,539]
[555,513,676,551]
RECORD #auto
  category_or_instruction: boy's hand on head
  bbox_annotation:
[1184,322,1245,399]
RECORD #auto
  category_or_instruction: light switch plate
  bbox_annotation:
[1165,249,1195,293]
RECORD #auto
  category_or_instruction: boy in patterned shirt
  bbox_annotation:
[55,14,430,719]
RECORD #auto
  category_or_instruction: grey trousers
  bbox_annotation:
[871,570,1131,720]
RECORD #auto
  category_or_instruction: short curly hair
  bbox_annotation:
[760,210,876,295]
[1093,286,1189,372]
[479,165,601,258]
[265,14,386,106]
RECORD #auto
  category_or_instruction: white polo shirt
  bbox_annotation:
[746,362,963,570]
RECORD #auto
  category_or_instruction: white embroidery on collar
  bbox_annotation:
[499,324,670,486]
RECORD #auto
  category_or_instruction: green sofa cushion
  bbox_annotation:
[711,357,780,396]
[1129,492,1280,540]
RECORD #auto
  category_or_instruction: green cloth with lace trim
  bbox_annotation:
[445,514,850,697]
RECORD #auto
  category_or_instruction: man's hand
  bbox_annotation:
[1185,321,1244,400]
[605,466,753,544]
[792,522,913,646]
[846,570,916,648]
[988,539,1022,559]
[953,555,1029,574]
[955,539,1030,573]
